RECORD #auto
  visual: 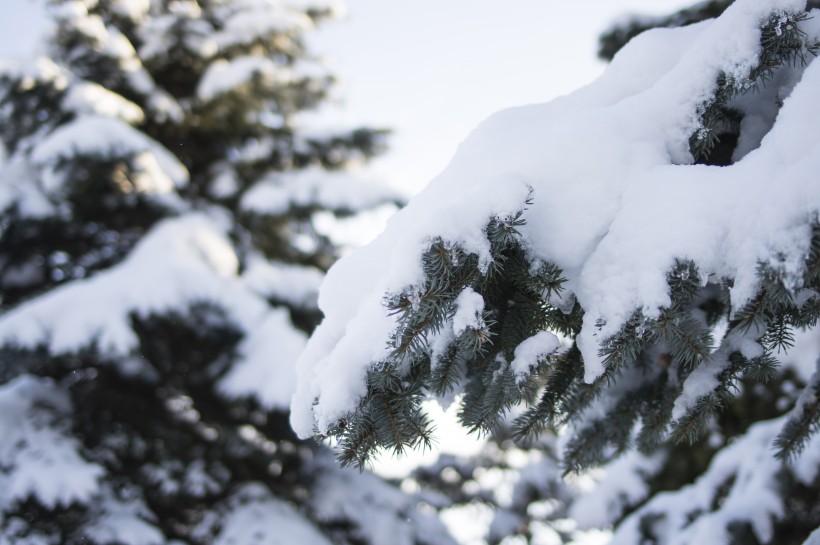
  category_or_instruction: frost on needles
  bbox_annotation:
[292,0,820,496]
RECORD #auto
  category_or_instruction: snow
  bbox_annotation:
[510,331,561,380]
[0,158,55,218]
[291,0,820,437]
[309,454,457,545]
[241,256,324,309]
[570,451,664,528]
[0,56,68,93]
[108,0,151,22]
[0,214,306,409]
[209,484,333,545]
[452,287,484,336]
[84,489,164,545]
[790,366,820,485]
[0,376,104,509]
[197,56,291,101]
[31,115,189,194]
[213,0,315,50]
[284,0,345,15]
[439,502,495,545]
[63,81,145,123]
[805,527,820,545]
[219,308,308,408]
[138,5,218,61]
[312,203,399,250]
[241,166,401,216]
[609,415,820,545]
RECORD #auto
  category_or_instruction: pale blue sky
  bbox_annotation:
[309,0,694,193]
[2,0,693,193]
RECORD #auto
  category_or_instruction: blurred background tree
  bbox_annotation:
[0,0,453,543]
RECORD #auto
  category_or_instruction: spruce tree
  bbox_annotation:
[292,1,820,543]
[0,1,452,543]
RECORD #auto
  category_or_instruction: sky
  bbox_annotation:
[308,0,695,194]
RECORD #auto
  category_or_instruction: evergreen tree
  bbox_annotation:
[0,0,453,543]
[292,1,820,543]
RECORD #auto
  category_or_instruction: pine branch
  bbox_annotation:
[512,347,583,440]
[654,308,713,374]
[689,8,819,165]
[774,369,820,461]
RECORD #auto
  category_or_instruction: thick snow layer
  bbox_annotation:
[805,527,820,545]
[241,166,401,216]
[63,81,145,123]
[570,451,664,529]
[0,158,55,218]
[0,56,68,93]
[108,0,150,22]
[610,415,820,545]
[452,287,484,336]
[210,484,333,545]
[510,331,561,380]
[0,376,104,509]
[213,0,314,50]
[241,256,323,309]
[310,455,458,545]
[219,308,307,408]
[197,56,292,101]
[84,488,164,545]
[0,214,305,409]
[32,115,189,192]
[291,0,820,437]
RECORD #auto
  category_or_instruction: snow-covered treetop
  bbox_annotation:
[291,0,820,467]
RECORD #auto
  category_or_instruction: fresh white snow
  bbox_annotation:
[241,166,401,216]
[510,331,561,380]
[610,415,820,545]
[451,287,485,337]
[0,376,104,509]
[291,0,820,440]
[0,214,306,409]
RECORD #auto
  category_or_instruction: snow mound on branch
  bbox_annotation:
[511,331,561,380]
[207,484,333,545]
[241,256,324,309]
[452,287,484,336]
[32,115,189,192]
[0,214,305,409]
[0,158,55,218]
[241,166,401,215]
[309,454,458,545]
[570,451,665,529]
[84,487,165,545]
[0,376,104,509]
[198,56,292,101]
[64,81,145,123]
[213,0,315,49]
[610,414,820,545]
[291,0,820,437]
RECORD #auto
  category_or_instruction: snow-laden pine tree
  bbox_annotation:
[0,1,455,543]
[292,1,820,543]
